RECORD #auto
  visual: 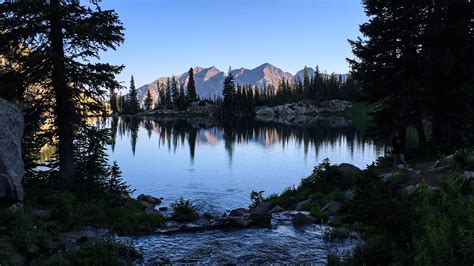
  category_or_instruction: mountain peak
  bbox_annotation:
[135,64,347,103]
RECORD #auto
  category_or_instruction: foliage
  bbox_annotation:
[171,198,198,222]
[349,0,474,150]
[30,238,142,266]
[127,75,140,114]
[249,190,264,208]
[143,89,154,111]
[186,67,198,102]
[301,159,352,192]
[453,148,474,169]
[0,0,125,187]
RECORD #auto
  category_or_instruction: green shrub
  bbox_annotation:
[387,171,409,186]
[171,198,198,222]
[323,228,351,241]
[453,148,474,168]
[30,238,141,266]
[249,190,264,208]
[110,201,165,234]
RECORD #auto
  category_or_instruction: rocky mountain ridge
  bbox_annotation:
[136,63,348,105]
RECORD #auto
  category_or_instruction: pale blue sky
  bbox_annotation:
[97,0,367,88]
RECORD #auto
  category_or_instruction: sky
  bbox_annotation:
[97,0,368,88]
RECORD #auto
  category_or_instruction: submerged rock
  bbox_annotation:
[0,98,25,206]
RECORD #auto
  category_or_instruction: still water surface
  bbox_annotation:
[98,116,383,263]
[100,116,384,213]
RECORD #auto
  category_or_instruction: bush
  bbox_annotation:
[453,148,474,168]
[171,198,198,222]
[249,190,264,208]
[30,238,141,266]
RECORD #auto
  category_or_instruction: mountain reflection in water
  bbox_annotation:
[93,116,384,213]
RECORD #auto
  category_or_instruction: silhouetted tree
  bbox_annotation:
[186,67,197,102]
[0,0,124,188]
[128,75,140,114]
[144,89,154,111]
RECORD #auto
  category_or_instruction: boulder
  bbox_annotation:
[137,194,162,205]
[295,199,311,211]
[291,212,316,226]
[32,209,53,220]
[268,205,285,214]
[250,202,271,215]
[336,163,361,176]
[321,201,342,215]
[0,98,25,205]
[382,173,393,182]
[227,217,254,228]
[139,200,154,210]
[229,208,249,217]
[464,171,474,182]
[344,189,354,201]
[248,213,271,227]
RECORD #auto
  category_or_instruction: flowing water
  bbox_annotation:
[96,116,384,264]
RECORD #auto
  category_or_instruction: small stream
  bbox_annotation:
[122,212,358,264]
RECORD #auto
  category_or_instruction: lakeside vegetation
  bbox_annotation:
[0,0,472,264]
[266,150,474,265]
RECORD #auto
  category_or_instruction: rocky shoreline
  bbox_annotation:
[135,99,354,127]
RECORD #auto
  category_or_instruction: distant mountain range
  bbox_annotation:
[136,63,348,105]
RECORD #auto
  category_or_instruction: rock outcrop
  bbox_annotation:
[336,163,361,176]
[0,98,24,206]
[291,212,316,226]
[255,100,352,126]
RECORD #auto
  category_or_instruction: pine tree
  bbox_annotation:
[165,77,172,107]
[144,89,154,111]
[186,67,197,102]
[222,67,236,117]
[171,76,179,106]
[110,88,118,115]
[128,75,140,114]
[0,0,124,188]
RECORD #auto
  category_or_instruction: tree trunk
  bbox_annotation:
[50,0,75,189]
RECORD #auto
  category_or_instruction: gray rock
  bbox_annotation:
[268,205,285,214]
[229,217,254,228]
[295,199,312,211]
[137,194,162,205]
[464,171,474,181]
[321,201,342,215]
[382,173,393,182]
[291,212,316,226]
[344,189,354,200]
[32,209,53,220]
[248,213,271,227]
[336,163,361,176]
[139,200,154,210]
[0,98,25,205]
[229,208,249,217]
[250,202,271,215]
